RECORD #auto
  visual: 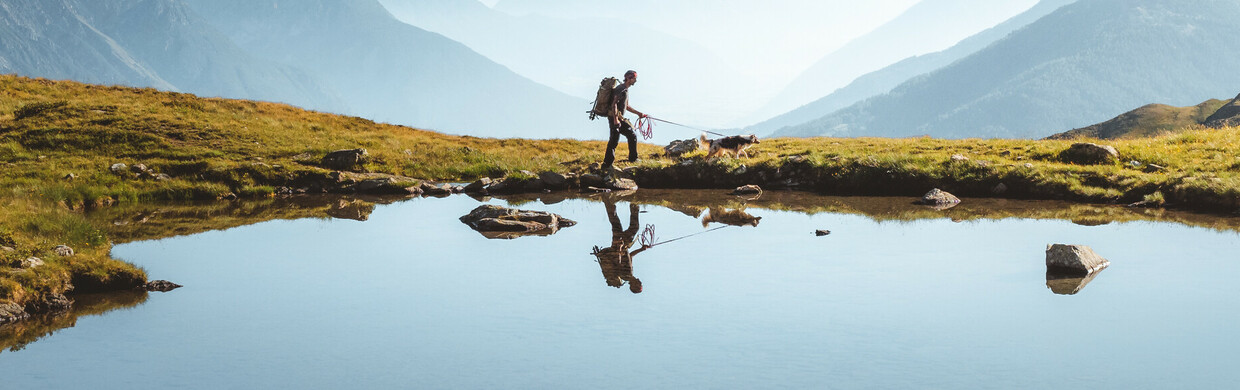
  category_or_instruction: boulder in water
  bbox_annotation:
[459,205,577,239]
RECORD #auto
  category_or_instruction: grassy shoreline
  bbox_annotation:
[2,74,1240,321]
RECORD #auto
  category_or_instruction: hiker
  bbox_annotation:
[591,200,649,293]
[603,70,646,169]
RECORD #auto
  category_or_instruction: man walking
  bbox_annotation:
[604,70,645,169]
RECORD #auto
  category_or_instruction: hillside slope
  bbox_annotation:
[1047,99,1226,140]
[777,0,1240,139]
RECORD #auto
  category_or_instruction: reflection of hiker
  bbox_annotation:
[603,70,646,169]
[592,201,649,293]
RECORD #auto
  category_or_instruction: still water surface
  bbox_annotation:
[3,190,1240,388]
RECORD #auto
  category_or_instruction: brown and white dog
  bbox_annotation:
[699,133,760,159]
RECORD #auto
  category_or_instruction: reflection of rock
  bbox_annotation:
[459,205,576,239]
[1071,217,1112,226]
[143,280,182,292]
[667,205,705,218]
[1046,244,1110,274]
[730,185,762,195]
[1046,268,1104,295]
[915,188,960,209]
[326,199,375,221]
[702,207,761,227]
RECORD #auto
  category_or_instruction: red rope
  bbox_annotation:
[636,115,654,140]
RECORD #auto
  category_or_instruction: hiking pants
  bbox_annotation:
[604,117,637,166]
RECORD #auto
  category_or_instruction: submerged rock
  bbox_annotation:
[1045,244,1110,274]
[459,205,577,239]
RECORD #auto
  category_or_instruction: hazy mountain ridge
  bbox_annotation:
[746,0,1076,136]
[743,0,1040,126]
[0,0,345,112]
[777,0,1240,139]
[183,0,588,139]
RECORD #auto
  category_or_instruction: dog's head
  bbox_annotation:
[747,134,760,144]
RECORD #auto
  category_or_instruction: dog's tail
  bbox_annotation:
[698,133,709,150]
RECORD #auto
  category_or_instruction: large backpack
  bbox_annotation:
[588,77,619,120]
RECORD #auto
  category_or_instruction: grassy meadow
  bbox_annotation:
[2,74,1240,318]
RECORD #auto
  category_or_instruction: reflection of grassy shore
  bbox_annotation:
[2,74,1240,320]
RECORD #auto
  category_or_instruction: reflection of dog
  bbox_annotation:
[699,133,760,159]
[701,207,761,227]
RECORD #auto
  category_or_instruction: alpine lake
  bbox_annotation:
[3,189,1239,388]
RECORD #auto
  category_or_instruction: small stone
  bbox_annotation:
[20,257,44,269]
[463,178,492,193]
[731,185,762,195]
[916,188,961,206]
[130,163,149,173]
[109,163,128,174]
[1145,164,1166,173]
[154,173,172,181]
[1023,163,1034,168]
[950,154,969,162]
[63,173,77,180]
[1,246,13,252]
[539,171,568,189]
[53,245,74,257]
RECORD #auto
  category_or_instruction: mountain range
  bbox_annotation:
[0,0,342,112]
[742,0,1041,126]
[1,0,588,139]
[745,0,1076,135]
[776,0,1240,139]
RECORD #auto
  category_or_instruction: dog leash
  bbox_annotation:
[637,223,730,249]
[644,116,728,138]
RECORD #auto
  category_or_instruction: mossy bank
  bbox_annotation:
[3,75,1240,321]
